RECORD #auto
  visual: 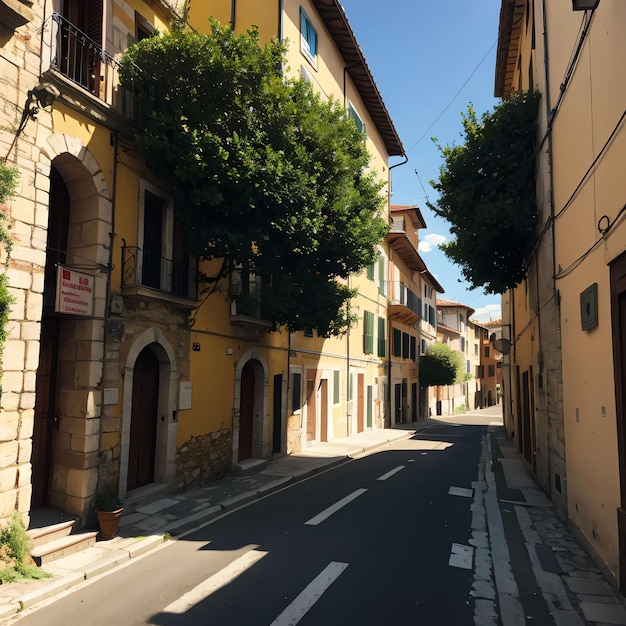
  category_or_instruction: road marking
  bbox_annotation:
[449,543,474,570]
[162,548,268,614]
[377,465,405,481]
[449,485,474,498]
[271,561,349,625]
[304,489,367,526]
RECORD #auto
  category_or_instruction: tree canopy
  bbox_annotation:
[119,21,388,335]
[429,90,540,294]
[419,343,465,388]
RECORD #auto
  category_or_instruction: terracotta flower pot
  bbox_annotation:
[96,508,123,539]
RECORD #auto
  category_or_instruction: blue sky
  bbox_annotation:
[339,0,503,322]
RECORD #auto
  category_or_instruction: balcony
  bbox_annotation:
[121,244,197,308]
[41,13,139,126]
[387,281,421,326]
[229,270,272,340]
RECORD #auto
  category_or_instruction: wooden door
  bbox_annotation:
[320,379,328,442]
[272,374,282,454]
[357,374,364,432]
[610,253,626,593]
[127,348,159,490]
[239,362,254,461]
[32,167,69,507]
[306,376,316,442]
[31,318,60,507]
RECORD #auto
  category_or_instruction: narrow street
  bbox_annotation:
[12,418,496,625]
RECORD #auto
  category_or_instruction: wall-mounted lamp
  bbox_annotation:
[26,83,60,120]
[572,0,599,10]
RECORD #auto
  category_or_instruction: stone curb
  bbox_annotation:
[18,571,85,611]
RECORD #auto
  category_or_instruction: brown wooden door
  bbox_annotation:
[306,375,316,442]
[357,374,364,432]
[31,318,60,507]
[127,348,159,490]
[611,253,626,593]
[239,362,254,461]
[320,380,328,442]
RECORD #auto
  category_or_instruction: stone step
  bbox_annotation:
[31,531,99,566]
[27,520,77,548]
[233,458,268,476]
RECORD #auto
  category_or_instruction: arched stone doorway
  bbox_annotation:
[233,351,270,465]
[32,139,112,516]
[120,327,179,498]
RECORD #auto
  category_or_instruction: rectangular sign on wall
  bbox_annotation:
[55,266,94,316]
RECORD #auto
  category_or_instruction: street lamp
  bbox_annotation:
[572,0,599,9]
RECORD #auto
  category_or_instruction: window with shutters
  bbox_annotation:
[377,316,386,357]
[333,371,340,405]
[300,8,318,68]
[292,372,302,413]
[392,328,402,357]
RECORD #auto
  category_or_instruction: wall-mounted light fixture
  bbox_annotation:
[572,0,599,10]
[25,83,60,120]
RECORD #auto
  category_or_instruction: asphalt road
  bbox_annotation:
[14,422,490,625]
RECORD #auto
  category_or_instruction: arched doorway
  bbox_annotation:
[32,167,69,508]
[127,347,160,490]
[238,361,255,462]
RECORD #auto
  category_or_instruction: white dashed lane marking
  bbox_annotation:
[449,485,474,498]
[304,489,368,526]
[271,562,349,626]
[377,465,405,481]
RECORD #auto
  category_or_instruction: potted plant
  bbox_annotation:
[93,485,123,539]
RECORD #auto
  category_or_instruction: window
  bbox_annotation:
[138,181,193,298]
[366,262,375,280]
[378,316,386,357]
[489,364,495,377]
[402,332,410,359]
[410,336,417,361]
[466,359,470,373]
[348,102,366,136]
[292,373,302,413]
[378,256,386,295]
[428,305,436,327]
[363,311,374,355]
[136,12,154,41]
[392,328,402,357]
[300,8,318,66]
[333,370,340,404]
[484,346,490,358]
[420,339,426,355]
[497,362,503,369]
[424,284,432,299]
[348,373,354,401]
[460,336,465,353]
[474,344,479,357]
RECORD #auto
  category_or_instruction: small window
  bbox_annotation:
[420,339,426,355]
[366,262,375,280]
[300,8,318,66]
[348,102,366,136]
[460,336,465,353]
[410,336,417,361]
[484,346,490,358]
[136,12,154,42]
[348,373,354,401]
[489,364,495,377]
[402,332,410,359]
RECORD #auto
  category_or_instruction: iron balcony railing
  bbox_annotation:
[41,12,137,118]
[121,244,196,300]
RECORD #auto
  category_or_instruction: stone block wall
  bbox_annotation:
[176,428,232,491]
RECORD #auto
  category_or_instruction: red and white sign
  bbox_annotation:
[56,266,94,316]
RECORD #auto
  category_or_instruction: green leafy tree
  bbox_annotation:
[119,22,388,335]
[419,343,464,388]
[429,90,541,294]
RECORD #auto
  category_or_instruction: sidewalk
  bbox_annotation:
[487,425,626,626]
[0,423,423,622]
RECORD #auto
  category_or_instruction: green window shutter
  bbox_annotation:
[333,370,340,404]
[363,310,374,354]
[366,263,375,280]
[377,316,386,357]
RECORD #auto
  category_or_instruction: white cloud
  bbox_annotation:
[472,303,502,322]
[418,233,446,253]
